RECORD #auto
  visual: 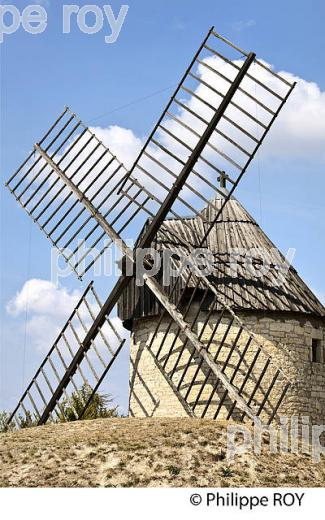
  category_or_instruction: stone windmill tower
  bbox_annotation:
[119,180,325,424]
[6,27,324,429]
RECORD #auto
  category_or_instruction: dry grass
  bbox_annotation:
[0,417,324,487]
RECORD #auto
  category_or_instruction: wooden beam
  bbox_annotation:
[137,51,256,249]
[144,275,256,421]
[35,144,134,262]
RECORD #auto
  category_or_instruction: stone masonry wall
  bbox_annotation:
[129,308,325,425]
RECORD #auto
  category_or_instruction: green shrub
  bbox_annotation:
[57,384,119,422]
[0,384,119,431]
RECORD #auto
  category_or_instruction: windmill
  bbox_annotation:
[5,27,296,428]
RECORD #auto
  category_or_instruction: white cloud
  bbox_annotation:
[6,279,81,318]
[159,55,325,164]
[46,125,143,211]
[89,125,143,170]
[24,314,63,353]
[6,279,82,352]
[6,279,129,360]
[88,57,325,171]
[261,70,325,161]
[4,279,130,414]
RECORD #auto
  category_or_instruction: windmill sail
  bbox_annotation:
[6,28,296,427]
[122,27,295,239]
[137,268,290,424]
[5,108,158,279]
[7,283,126,427]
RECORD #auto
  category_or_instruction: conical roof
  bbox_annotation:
[157,195,325,316]
[118,194,325,326]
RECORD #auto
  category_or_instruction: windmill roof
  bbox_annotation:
[118,195,325,326]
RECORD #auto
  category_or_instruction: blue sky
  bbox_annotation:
[1,0,324,414]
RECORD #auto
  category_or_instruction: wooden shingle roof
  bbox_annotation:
[118,196,325,327]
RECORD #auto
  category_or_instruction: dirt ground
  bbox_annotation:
[1,417,324,487]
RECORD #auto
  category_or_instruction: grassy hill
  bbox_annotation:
[0,417,324,487]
